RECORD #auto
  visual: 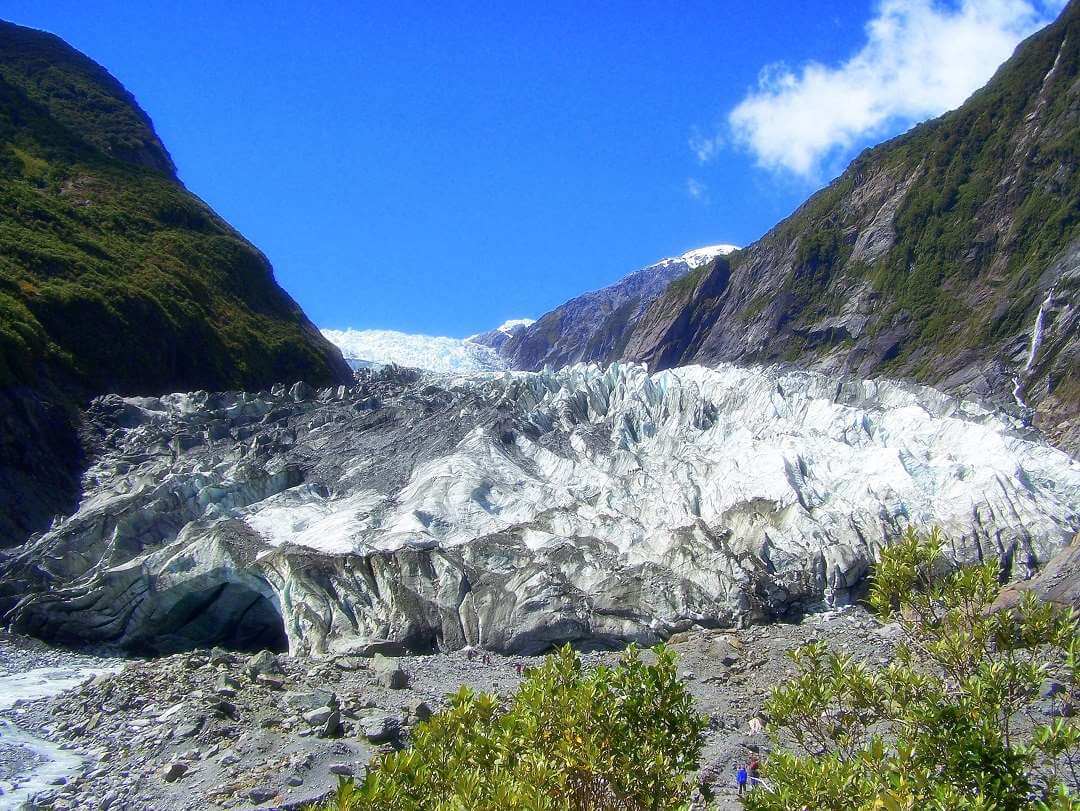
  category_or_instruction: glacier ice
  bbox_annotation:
[320,327,510,373]
[4,363,1078,656]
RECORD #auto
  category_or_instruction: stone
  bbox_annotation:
[334,656,367,671]
[256,673,285,690]
[319,709,341,738]
[161,762,188,782]
[246,651,283,680]
[209,647,236,667]
[249,786,277,804]
[215,675,241,697]
[284,688,335,711]
[408,699,433,722]
[302,706,333,726]
[329,763,354,776]
[1044,680,1067,699]
[360,711,400,744]
[287,774,304,786]
[373,654,409,689]
[218,751,240,767]
[209,699,237,719]
[174,717,204,738]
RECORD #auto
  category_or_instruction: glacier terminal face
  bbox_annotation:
[3,364,1078,656]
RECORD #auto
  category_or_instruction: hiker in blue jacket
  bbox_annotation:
[736,764,748,795]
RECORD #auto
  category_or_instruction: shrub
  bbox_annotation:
[316,644,706,811]
[747,527,1080,811]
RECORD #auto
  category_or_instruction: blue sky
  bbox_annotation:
[3,1,1065,336]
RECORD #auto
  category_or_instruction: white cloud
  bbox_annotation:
[687,178,709,202]
[689,128,722,163]
[723,0,1064,178]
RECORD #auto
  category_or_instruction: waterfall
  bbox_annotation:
[1012,287,1055,407]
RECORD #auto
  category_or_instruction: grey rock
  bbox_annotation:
[160,762,188,782]
[214,674,241,697]
[174,717,204,739]
[302,706,333,726]
[333,656,367,671]
[319,709,341,738]
[360,711,401,744]
[256,673,285,690]
[408,699,433,722]
[217,751,240,767]
[249,786,277,804]
[246,650,283,679]
[373,654,409,689]
[208,647,236,667]
[1043,680,1067,699]
[284,688,335,712]
[329,763,354,776]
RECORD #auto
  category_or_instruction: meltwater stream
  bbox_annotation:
[0,634,121,810]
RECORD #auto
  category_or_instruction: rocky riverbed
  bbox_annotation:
[0,605,908,810]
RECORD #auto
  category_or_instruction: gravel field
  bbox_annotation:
[0,606,899,810]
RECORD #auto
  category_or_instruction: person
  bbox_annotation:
[748,755,761,787]
[736,764,748,796]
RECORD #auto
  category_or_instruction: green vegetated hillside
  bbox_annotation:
[625,0,1079,452]
[0,21,349,395]
[0,20,350,545]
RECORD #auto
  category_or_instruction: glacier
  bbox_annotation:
[320,327,513,373]
[3,363,1078,656]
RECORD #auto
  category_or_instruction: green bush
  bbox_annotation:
[747,527,1080,811]
[316,644,706,811]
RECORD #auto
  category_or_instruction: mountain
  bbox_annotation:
[0,21,351,546]
[620,2,1079,454]
[468,318,535,352]
[5,364,1077,654]
[500,245,737,370]
[322,326,512,373]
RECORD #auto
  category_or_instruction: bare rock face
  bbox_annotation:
[3,363,1078,656]
[500,247,736,371]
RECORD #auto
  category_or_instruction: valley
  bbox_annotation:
[0,2,1078,809]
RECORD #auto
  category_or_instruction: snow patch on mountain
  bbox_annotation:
[496,318,535,333]
[679,244,739,266]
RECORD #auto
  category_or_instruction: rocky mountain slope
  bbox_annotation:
[0,21,351,546]
[620,2,1079,454]
[500,246,736,370]
[3,363,1076,657]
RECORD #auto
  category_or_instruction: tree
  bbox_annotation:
[748,527,1080,811]
[316,644,706,811]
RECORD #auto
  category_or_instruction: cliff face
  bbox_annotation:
[623,1,1080,454]
[0,21,351,545]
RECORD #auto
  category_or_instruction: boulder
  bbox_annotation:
[246,650,283,680]
[319,709,341,738]
[160,762,188,782]
[408,699,433,722]
[302,706,333,726]
[373,654,409,689]
[284,689,336,712]
[359,711,401,744]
